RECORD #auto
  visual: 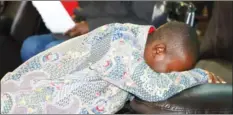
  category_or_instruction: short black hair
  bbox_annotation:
[148,21,200,65]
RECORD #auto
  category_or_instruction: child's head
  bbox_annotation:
[144,21,200,73]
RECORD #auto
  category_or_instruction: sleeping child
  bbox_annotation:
[1,21,224,114]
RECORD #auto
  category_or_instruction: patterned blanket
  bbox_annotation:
[1,23,208,114]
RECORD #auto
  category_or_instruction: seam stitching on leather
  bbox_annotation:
[134,99,233,111]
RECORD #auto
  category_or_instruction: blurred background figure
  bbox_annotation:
[20,1,179,62]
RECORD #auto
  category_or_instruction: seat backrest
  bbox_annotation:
[200,1,232,62]
[10,1,41,42]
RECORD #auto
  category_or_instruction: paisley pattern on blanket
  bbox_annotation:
[1,23,208,114]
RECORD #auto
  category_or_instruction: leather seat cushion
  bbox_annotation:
[130,84,232,114]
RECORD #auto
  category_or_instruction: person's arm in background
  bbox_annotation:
[65,1,168,37]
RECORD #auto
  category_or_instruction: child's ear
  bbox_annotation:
[151,43,166,59]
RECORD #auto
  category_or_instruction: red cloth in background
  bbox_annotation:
[61,1,79,16]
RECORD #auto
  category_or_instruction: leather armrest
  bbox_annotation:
[10,1,41,42]
[130,84,232,114]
